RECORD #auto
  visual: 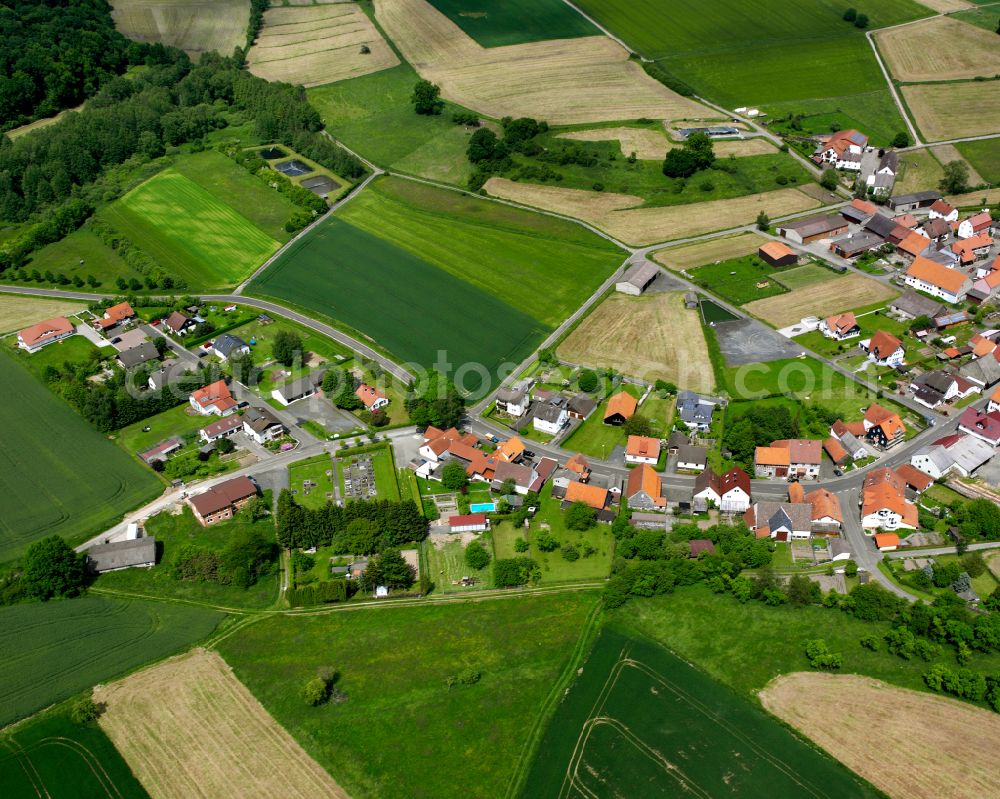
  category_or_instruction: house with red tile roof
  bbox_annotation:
[355,383,389,411]
[958,407,1000,446]
[861,467,917,531]
[896,231,931,260]
[860,331,904,367]
[928,199,957,223]
[565,480,610,511]
[693,467,751,512]
[625,435,660,465]
[874,533,900,552]
[895,464,934,494]
[603,391,637,425]
[862,404,906,450]
[17,316,74,353]
[820,312,860,341]
[756,439,822,480]
[812,129,867,170]
[958,211,993,240]
[92,301,136,331]
[625,464,664,510]
[951,233,993,265]
[189,380,237,417]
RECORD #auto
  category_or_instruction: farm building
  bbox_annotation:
[830,230,883,259]
[840,198,876,224]
[758,241,797,267]
[448,513,489,533]
[16,316,74,353]
[905,256,972,304]
[188,476,258,526]
[889,290,944,321]
[887,190,941,213]
[615,260,659,295]
[243,406,284,444]
[271,371,325,406]
[603,391,637,425]
[85,537,157,573]
[812,129,867,170]
[138,437,183,464]
[566,394,597,421]
[676,444,707,472]
[625,464,664,510]
[777,215,848,245]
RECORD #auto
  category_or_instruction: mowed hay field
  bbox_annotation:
[653,231,769,271]
[761,673,1000,799]
[96,649,348,799]
[102,170,281,289]
[903,81,1000,141]
[111,0,249,58]
[893,148,946,195]
[523,628,881,799]
[744,272,896,328]
[0,596,223,727]
[218,593,598,799]
[0,295,85,334]
[485,177,821,246]
[931,143,985,185]
[247,3,398,87]
[875,16,1000,82]
[558,127,776,159]
[0,347,160,561]
[372,0,712,124]
[559,292,713,391]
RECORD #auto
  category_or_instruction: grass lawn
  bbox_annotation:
[289,453,336,509]
[796,310,910,358]
[722,355,878,411]
[952,4,1000,34]
[775,263,841,290]
[689,254,790,305]
[616,584,1000,698]
[95,508,280,609]
[101,170,280,289]
[425,537,493,592]
[0,595,223,727]
[956,138,1000,184]
[0,347,161,562]
[562,383,642,459]
[426,0,597,46]
[307,64,475,177]
[0,705,149,799]
[217,592,598,799]
[113,402,211,457]
[22,226,141,290]
[170,149,299,242]
[13,334,105,380]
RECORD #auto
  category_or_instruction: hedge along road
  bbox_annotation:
[0,285,415,384]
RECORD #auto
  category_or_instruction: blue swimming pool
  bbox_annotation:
[469,502,496,513]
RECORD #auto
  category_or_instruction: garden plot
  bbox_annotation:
[247,2,399,87]
[373,0,711,124]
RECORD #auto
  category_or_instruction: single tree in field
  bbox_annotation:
[843,7,856,21]
[23,535,87,600]
[411,80,444,115]
[854,13,868,28]
[939,160,970,195]
[441,461,469,490]
[271,330,303,367]
[756,210,769,231]
[467,128,498,163]
[892,131,911,148]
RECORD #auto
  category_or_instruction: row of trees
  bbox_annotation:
[275,491,428,552]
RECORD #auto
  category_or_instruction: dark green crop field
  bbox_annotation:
[0,347,161,561]
[218,592,598,799]
[0,707,149,799]
[426,0,598,46]
[523,627,881,798]
[250,178,622,392]
[0,596,224,726]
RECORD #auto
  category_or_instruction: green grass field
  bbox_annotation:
[952,4,1000,32]
[774,263,840,290]
[523,626,882,798]
[690,255,791,305]
[218,592,598,799]
[0,706,149,799]
[0,347,161,562]
[94,508,280,609]
[101,170,281,289]
[290,454,336,509]
[308,64,475,179]
[426,0,598,46]
[562,384,641,458]
[956,138,1000,184]
[572,0,926,143]
[24,227,142,290]
[170,149,299,242]
[251,178,621,392]
[0,595,224,726]
[114,402,210,458]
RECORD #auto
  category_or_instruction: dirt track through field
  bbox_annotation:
[94,649,350,799]
[559,292,713,390]
[876,16,1000,82]
[373,0,711,124]
[247,3,398,87]
[743,273,896,328]
[761,672,1000,799]
[485,177,820,246]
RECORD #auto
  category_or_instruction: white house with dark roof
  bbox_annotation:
[212,333,250,361]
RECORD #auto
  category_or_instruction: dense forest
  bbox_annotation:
[0,0,139,129]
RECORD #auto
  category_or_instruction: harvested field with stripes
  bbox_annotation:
[761,672,1000,799]
[903,81,1000,141]
[95,649,349,799]
[653,232,769,271]
[484,177,821,246]
[744,273,896,328]
[0,295,85,334]
[875,16,1000,82]
[557,127,776,159]
[111,0,249,57]
[247,3,398,87]
[373,0,712,124]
